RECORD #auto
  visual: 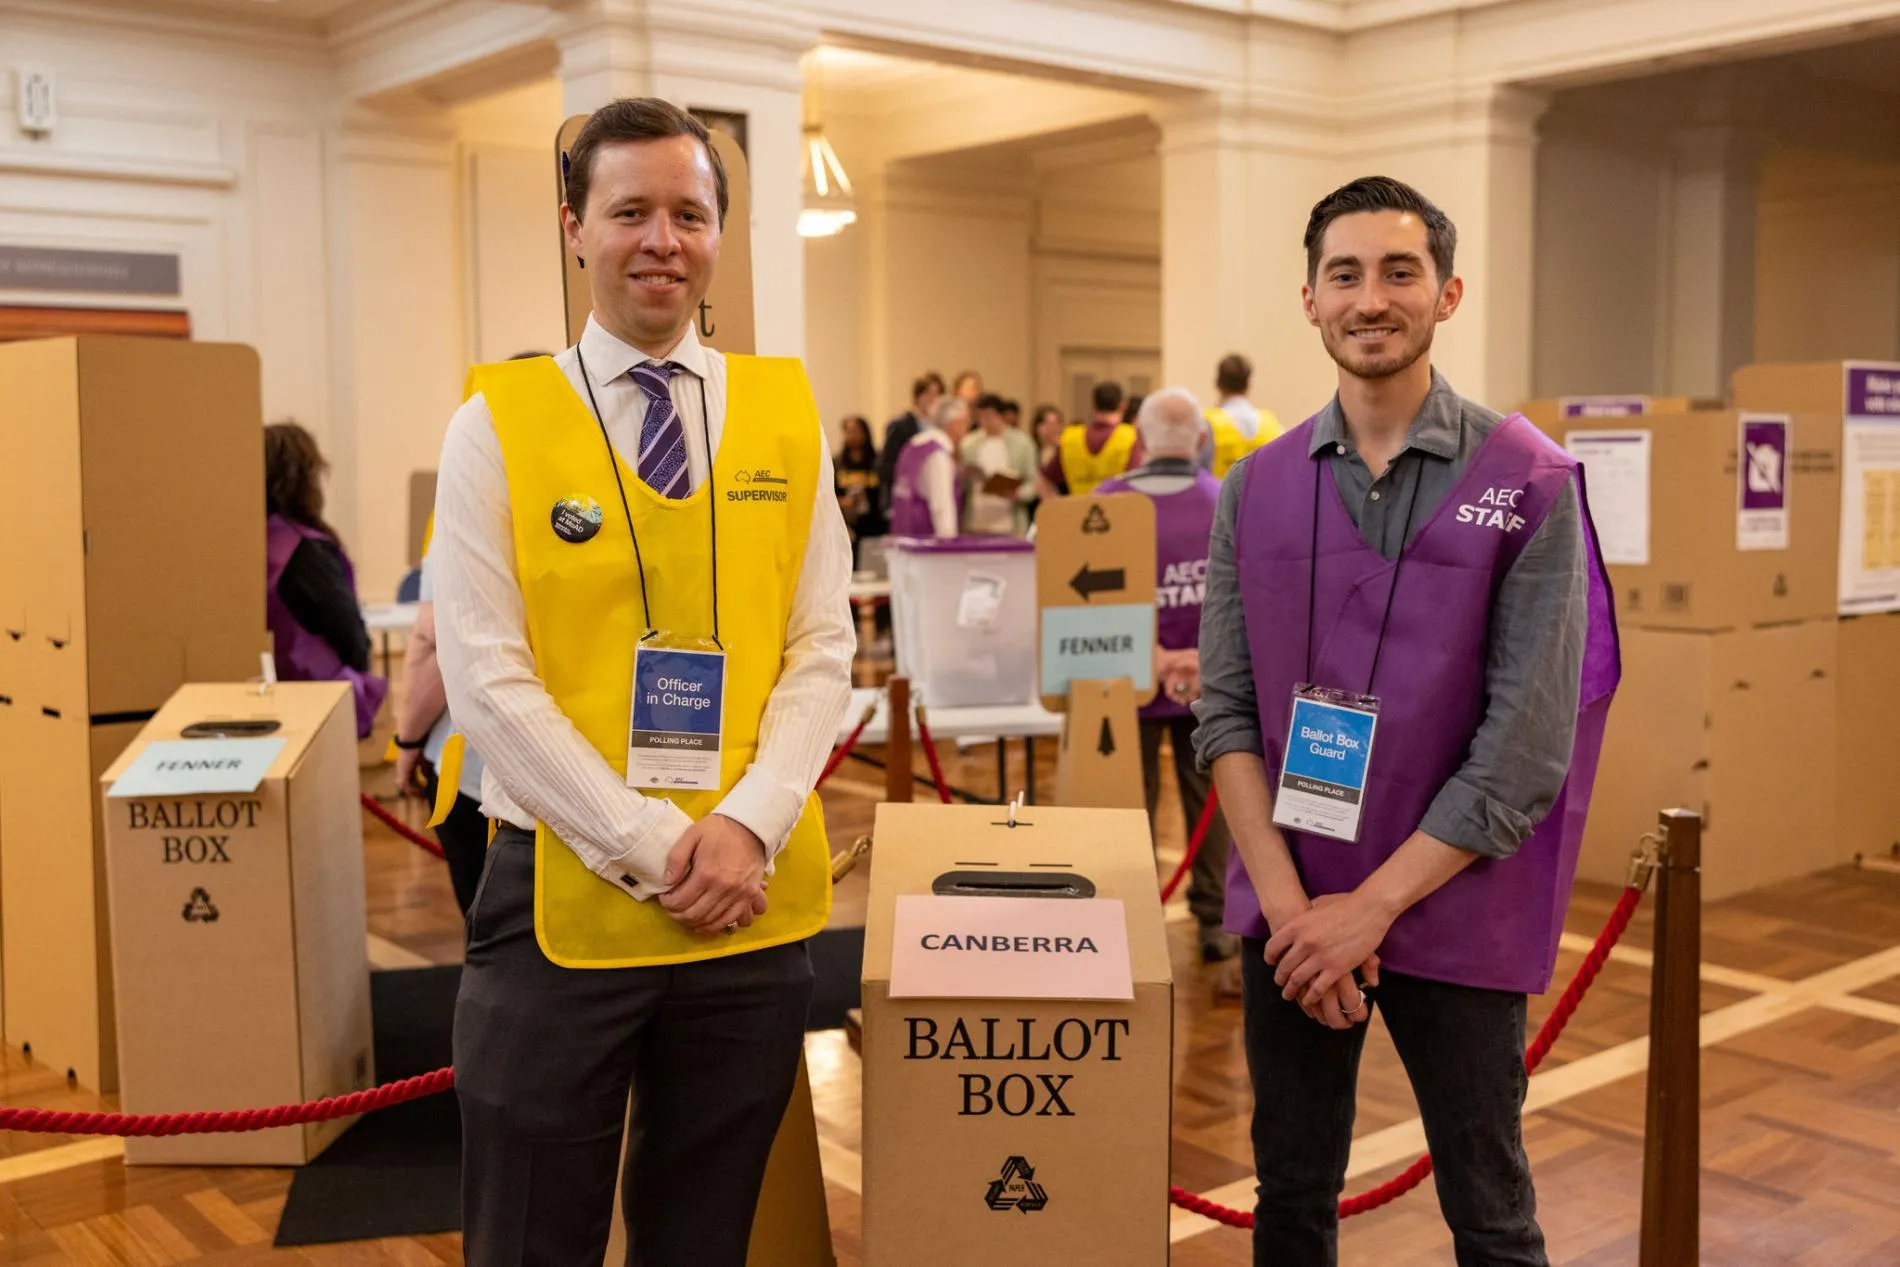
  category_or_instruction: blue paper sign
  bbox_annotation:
[1039,603,1155,698]
[108,738,288,799]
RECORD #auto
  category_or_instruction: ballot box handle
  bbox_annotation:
[930,870,1097,900]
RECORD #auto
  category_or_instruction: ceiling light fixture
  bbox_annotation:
[800,54,856,238]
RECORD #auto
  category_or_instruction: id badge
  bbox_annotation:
[1272,685,1379,844]
[628,638,727,792]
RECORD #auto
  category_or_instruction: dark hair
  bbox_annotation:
[1032,404,1063,428]
[508,350,552,360]
[1122,395,1143,425]
[912,371,945,402]
[1216,353,1252,395]
[1092,381,1124,414]
[839,415,875,461]
[264,421,338,540]
[975,392,1008,414]
[564,98,728,227]
[1304,176,1456,287]
[1002,399,1020,416]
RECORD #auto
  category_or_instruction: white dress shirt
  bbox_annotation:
[432,315,855,898]
[910,430,960,537]
[1219,395,1262,440]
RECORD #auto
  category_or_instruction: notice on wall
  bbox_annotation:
[1565,430,1651,566]
[1840,363,1900,614]
[1737,414,1792,552]
[1560,395,1650,419]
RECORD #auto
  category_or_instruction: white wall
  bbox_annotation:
[1755,148,1900,364]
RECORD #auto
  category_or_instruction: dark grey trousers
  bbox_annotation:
[454,826,814,1267]
[1139,714,1233,932]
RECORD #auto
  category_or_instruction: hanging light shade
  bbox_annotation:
[800,56,857,238]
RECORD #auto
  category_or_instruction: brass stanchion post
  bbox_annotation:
[884,676,912,804]
[1639,808,1701,1266]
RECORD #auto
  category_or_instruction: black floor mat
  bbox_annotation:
[274,927,864,1246]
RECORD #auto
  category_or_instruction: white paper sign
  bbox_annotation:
[1840,362,1900,614]
[889,894,1133,1000]
[1566,430,1652,566]
[957,572,1005,629]
[108,738,287,798]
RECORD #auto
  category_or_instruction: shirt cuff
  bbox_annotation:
[587,797,696,900]
[714,766,809,872]
[1190,716,1264,773]
[1418,774,1535,861]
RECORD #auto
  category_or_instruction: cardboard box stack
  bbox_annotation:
[861,803,1171,1266]
[1518,394,1721,434]
[0,337,267,1093]
[101,682,374,1165]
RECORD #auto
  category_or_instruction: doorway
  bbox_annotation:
[1060,346,1160,420]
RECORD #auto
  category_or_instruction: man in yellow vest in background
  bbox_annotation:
[432,98,854,1266]
[1041,380,1142,497]
[1204,352,1282,476]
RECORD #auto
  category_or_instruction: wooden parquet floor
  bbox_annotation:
[5,731,1900,1265]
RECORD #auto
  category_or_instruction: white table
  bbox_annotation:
[362,602,420,680]
[833,686,1062,803]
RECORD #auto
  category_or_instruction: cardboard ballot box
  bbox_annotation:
[861,803,1172,1266]
[100,681,374,1165]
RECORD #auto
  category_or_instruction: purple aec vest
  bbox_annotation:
[265,514,388,739]
[1097,469,1220,720]
[1227,415,1620,994]
[888,431,961,537]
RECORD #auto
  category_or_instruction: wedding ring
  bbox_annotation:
[1346,991,1367,1015]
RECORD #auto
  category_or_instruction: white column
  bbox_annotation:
[1338,84,1548,411]
[1664,125,1760,399]
[556,0,816,358]
[1156,97,1340,426]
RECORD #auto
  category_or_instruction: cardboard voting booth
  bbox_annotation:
[861,803,1172,1266]
[101,681,374,1165]
[1518,394,1719,433]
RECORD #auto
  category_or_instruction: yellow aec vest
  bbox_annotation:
[472,354,833,968]
[1204,406,1284,478]
[1059,424,1137,497]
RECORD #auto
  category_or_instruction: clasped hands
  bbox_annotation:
[1156,647,1201,705]
[657,813,770,936]
[1264,891,1390,1031]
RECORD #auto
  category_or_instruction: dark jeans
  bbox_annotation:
[1241,945,1546,1266]
[1139,714,1232,932]
[454,827,814,1267]
[419,761,488,915]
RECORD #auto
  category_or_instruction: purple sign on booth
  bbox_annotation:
[1560,395,1649,419]
[1845,365,1900,418]
[1740,418,1789,512]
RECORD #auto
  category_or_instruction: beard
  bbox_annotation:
[1320,319,1434,381]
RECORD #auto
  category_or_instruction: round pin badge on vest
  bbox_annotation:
[551,495,604,544]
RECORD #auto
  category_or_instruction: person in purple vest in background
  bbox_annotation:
[1096,387,1237,965]
[263,421,387,738]
[886,395,971,537]
[1192,177,1619,1266]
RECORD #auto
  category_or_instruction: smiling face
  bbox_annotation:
[562,134,721,357]
[1302,209,1461,383]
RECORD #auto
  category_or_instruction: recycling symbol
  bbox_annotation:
[1081,505,1111,534]
[985,1155,1049,1213]
[182,887,220,923]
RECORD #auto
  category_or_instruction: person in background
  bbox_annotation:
[1001,399,1023,433]
[952,370,984,406]
[264,421,386,739]
[1123,394,1144,425]
[1032,403,1066,466]
[1205,353,1283,476]
[1042,380,1142,498]
[1095,388,1234,963]
[876,372,943,519]
[394,548,489,912]
[834,414,885,558]
[888,395,971,537]
[960,392,1040,536]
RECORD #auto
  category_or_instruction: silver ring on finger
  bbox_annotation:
[1347,991,1367,1015]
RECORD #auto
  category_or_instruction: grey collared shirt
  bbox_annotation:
[1191,371,1588,860]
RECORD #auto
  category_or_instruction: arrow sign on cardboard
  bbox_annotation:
[1037,492,1156,711]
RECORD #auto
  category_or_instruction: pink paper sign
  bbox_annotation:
[888,894,1134,1001]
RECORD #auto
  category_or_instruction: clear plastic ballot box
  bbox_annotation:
[860,803,1172,1265]
[887,537,1038,709]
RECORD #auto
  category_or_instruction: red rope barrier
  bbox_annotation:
[1161,787,1220,904]
[912,703,954,805]
[818,696,880,790]
[360,793,445,859]
[0,1067,454,1137]
[1169,881,1647,1227]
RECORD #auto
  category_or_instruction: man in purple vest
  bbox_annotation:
[1192,176,1619,1265]
[1096,387,1235,963]
[887,395,970,537]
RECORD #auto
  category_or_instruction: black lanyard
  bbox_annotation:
[574,346,723,650]
[1305,447,1423,696]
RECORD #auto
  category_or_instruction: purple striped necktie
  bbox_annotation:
[631,360,689,499]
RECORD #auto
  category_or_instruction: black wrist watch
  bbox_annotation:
[393,735,429,751]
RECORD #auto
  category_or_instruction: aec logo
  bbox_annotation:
[985,1155,1048,1213]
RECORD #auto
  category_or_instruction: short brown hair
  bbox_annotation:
[563,98,728,227]
[912,371,945,402]
[1216,354,1251,395]
[1304,175,1455,287]
[264,421,337,541]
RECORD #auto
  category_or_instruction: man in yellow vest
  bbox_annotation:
[1203,353,1283,477]
[432,98,854,1266]
[1040,380,1143,497]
